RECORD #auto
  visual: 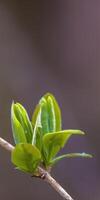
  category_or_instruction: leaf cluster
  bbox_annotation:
[11,93,92,175]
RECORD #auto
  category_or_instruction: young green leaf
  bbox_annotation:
[32,96,50,149]
[50,153,92,166]
[40,98,49,134]
[32,98,49,136]
[11,143,41,173]
[11,102,33,144]
[47,95,58,132]
[40,93,61,133]
[32,100,50,151]
[32,93,62,136]
[42,130,85,165]
[32,104,42,148]
[42,93,62,132]
[11,103,27,144]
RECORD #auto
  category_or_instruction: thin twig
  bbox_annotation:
[0,137,14,151]
[38,167,74,200]
[0,137,74,200]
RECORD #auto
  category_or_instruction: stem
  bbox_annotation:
[0,137,74,200]
[0,137,14,151]
[38,167,74,200]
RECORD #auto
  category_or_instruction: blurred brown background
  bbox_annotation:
[0,1,99,200]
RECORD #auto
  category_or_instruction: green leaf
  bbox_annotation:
[11,103,27,144]
[32,96,50,149]
[50,153,93,166]
[32,100,50,151]
[40,98,49,134]
[43,93,62,132]
[32,105,42,148]
[32,98,49,136]
[32,104,41,128]
[42,129,85,165]
[47,95,58,132]
[11,143,41,173]
[32,93,62,136]
[11,102,33,144]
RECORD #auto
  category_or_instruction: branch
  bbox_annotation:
[0,137,74,200]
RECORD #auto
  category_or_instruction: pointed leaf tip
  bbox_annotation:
[65,130,85,135]
[79,152,93,158]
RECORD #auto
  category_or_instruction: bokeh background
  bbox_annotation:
[0,1,99,200]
